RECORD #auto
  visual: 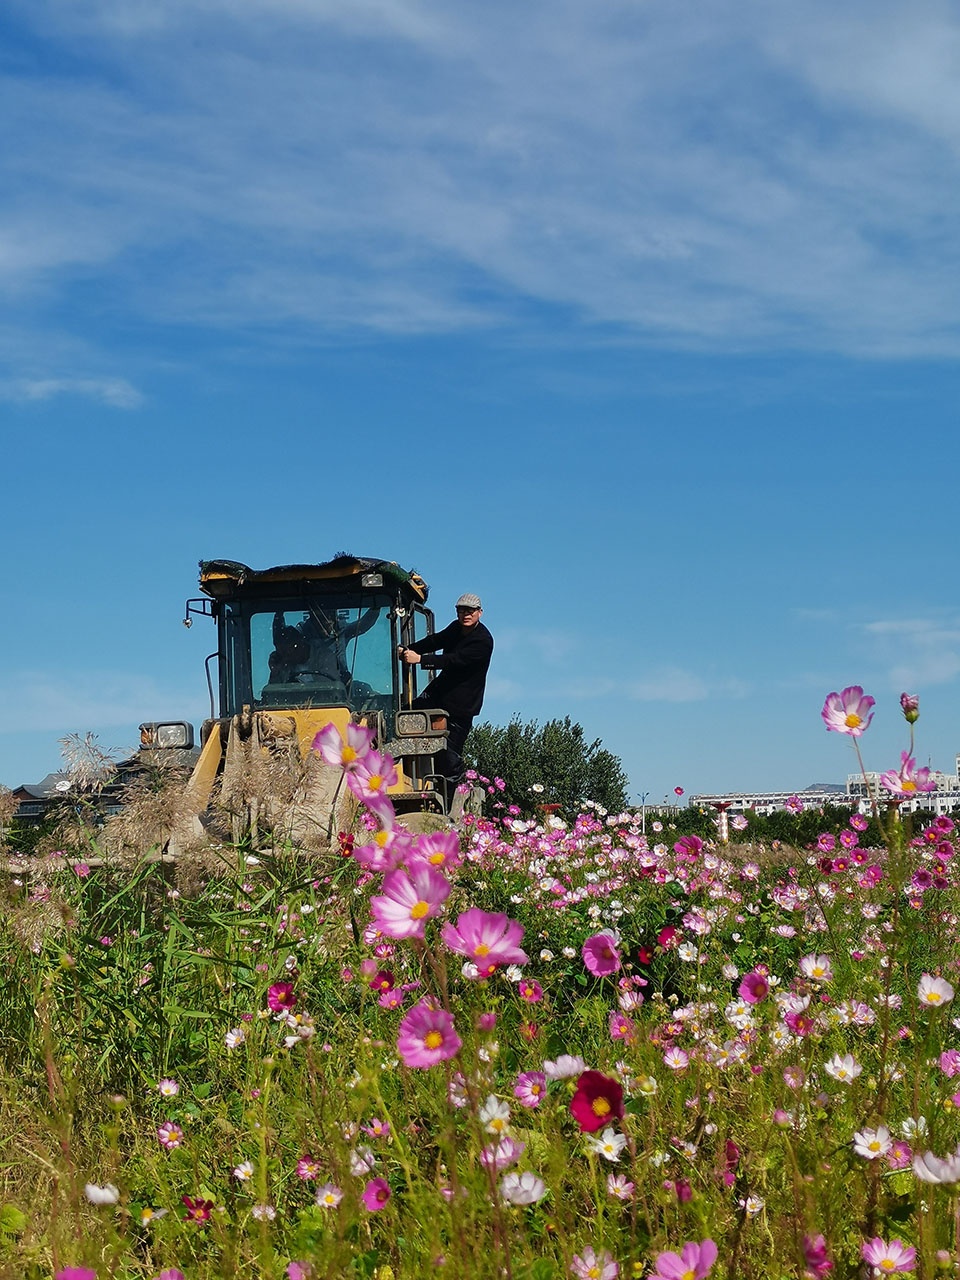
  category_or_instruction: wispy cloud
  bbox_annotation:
[862,617,960,688]
[0,377,143,408]
[0,670,204,736]
[4,0,960,368]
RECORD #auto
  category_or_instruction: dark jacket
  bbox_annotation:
[415,620,493,720]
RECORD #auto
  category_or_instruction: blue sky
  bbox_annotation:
[3,0,960,803]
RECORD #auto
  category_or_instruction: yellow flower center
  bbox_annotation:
[682,1271,696,1280]
[410,901,430,920]
[588,1269,601,1279]
[880,1263,896,1273]
[342,745,357,764]
[429,852,445,864]
[812,967,825,978]
[902,779,917,792]
[424,1031,443,1049]
[928,991,942,1003]
[844,712,861,728]
[368,774,383,791]
[591,1097,611,1117]
[474,943,490,957]
[375,831,390,847]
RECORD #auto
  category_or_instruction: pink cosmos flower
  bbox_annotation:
[821,686,875,736]
[803,1235,833,1278]
[287,1265,312,1280]
[353,826,412,873]
[406,830,463,871]
[607,1173,635,1200]
[370,865,451,940]
[157,1121,184,1150]
[816,832,836,853]
[608,1010,634,1041]
[881,752,936,797]
[518,978,543,1003]
[397,1000,462,1068]
[347,750,399,805]
[913,1149,960,1183]
[315,1182,343,1208]
[861,1238,916,1273]
[362,1177,391,1212]
[940,1050,960,1077]
[885,1141,912,1170]
[72,863,91,878]
[499,1171,547,1204]
[441,908,528,970]
[785,795,804,814]
[582,933,622,977]
[296,1156,321,1180]
[480,1135,526,1171]
[650,1239,718,1280]
[155,1271,186,1280]
[55,1270,97,1280]
[571,1246,619,1279]
[312,721,374,769]
[850,813,869,831]
[514,1071,547,1108]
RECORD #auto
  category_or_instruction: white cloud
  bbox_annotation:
[0,670,204,735]
[862,617,960,688]
[5,0,960,358]
[0,377,143,408]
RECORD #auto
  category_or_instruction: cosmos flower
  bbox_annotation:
[824,1053,861,1083]
[571,1246,619,1279]
[853,1126,892,1160]
[157,1121,184,1150]
[585,1127,627,1162]
[396,1000,461,1068]
[84,1183,120,1205]
[570,1071,624,1133]
[861,1237,916,1273]
[315,1183,343,1208]
[371,865,451,940]
[312,721,375,769]
[880,753,936,797]
[514,1071,547,1108]
[582,933,622,977]
[821,686,875,736]
[441,908,528,970]
[362,1178,391,1212]
[918,974,954,1007]
[649,1240,718,1280]
[499,1171,548,1205]
[912,1149,960,1184]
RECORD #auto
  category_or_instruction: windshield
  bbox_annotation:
[221,594,396,715]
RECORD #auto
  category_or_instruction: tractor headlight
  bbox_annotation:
[396,711,428,736]
[140,722,195,749]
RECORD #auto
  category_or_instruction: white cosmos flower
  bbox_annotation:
[824,1053,862,1083]
[852,1126,892,1160]
[585,1127,627,1162]
[499,1171,548,1205]
[918,974,955,1007]
[543,1054,588,1080]
[479,1095,511,1135]
[233,1161,255,1181]
[913,1149,960,1184]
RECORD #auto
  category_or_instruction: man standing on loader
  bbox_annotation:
[398,593,493,785]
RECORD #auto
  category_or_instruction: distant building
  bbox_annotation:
[688,786,847,816]
[691,754,960,818]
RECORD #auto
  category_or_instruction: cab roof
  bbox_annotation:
[198,554,429,603]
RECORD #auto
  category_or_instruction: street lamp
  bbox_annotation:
[636,791,650,834]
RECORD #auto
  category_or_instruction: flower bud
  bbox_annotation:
[900,692,920,723]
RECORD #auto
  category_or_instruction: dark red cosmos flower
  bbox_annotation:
[182,1194,214,1223]
[370,969,395,992]
[569,1071,624,1133]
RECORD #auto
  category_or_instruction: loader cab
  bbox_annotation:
[195,557,435,722]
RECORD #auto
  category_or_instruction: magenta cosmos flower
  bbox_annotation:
[312,721,374,769]
[352,825,412,873]
[267,982,296,1012]
[55,1270,97,1280]
[569,1071,624,1133]
[157,1121,184,1150]
[582,932,622,977]
[362,1177,391,1212]
[650,1240,718,1280]
[880,752,936,797]
[370,865,450,940]
[738,970,769,1003]
[397,1000,462,1068]
[861,1237,916,1273]
[406,829,463,871]
[821,686,875,736]
[440,908,528,970]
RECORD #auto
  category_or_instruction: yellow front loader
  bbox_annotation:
[141,555,470,852]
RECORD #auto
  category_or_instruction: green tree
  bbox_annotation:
[465,715,629,819]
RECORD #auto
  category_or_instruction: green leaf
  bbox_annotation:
[0,1203,28,1234]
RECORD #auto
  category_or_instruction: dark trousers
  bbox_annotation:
[412,696,472,783]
